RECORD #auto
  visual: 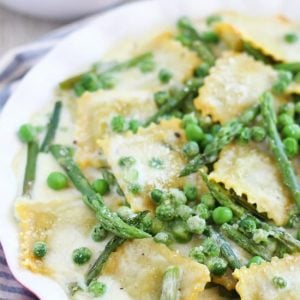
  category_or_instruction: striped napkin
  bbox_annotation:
[0,1,130,299]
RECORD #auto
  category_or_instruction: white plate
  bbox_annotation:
[0,0,299,299]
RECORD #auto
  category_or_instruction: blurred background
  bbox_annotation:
[0,0,131,57]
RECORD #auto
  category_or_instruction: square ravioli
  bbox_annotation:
[233,254,300,300]
[209,143,293,225]
[99,119,204,212]
[113,31,201,92]
[102,238,210,300]
[75,90,157,168]
[194,52,277,123]
[216,12,300,62]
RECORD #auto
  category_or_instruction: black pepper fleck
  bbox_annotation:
[174,132,181,138]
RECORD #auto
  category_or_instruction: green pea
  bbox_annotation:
[283,124,300,139]
[111,115,127,132]
[176,34,193,47]
[251,126,266,142]
[128,183,142,195]
[88,281,107,297]
[189,246,206,264]
[183,141,200,158]
[183,183,198,201]
[99,74,115,90]
[279,102,295,118]
[156,204,176,221]
[283,137,299,158]
[139,59,155,73]
[194,63,210,77]
[154,91,169,107]
[33,241,47,258]
[175,204,193,220]
[272,71,293,94]
[212,206,233,225]
[187,216,206,234]
[129,119,140,134]
[18,124,37,143]
[239,216,257,233]
[198,115,212,129]
[171,220,192,243]
[91,224,107,242]
[239,127,251,143]
[151,188,164,204]
[151,217,165,234]
[74,83,85,96]
[278,113,294,128]
[195,203,210,220]
[207,257,228,276]
[72,247,92,265]
[182,113,198,128]
[80,73,100,92]
[186,78,203,92]
[158,69,172,84]
[117,206,135,221]
[118,156,136,168]
[185,124,204,142]
[247,255,265,267]
[167,189,187,206]
[200,31,220,44]
[284,32,298,44]
[154,232,173,245]
[201,134,214,148]
[206,15,222,26]
[202,238,220,257]
[177,16,192,29]
[211,124,221,135]
[200,193,216,209]
[92,179,109,195]
[47,172,68,190]
[272,276,287,289]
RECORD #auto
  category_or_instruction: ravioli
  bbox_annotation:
[209,143,293,225]
[102,238,210,300]
[15,199,99,280]
[75,90,157,168]
[194,52,277,123]
[99,119,205,212]
[233,254,300,300]
[216,12,300,62]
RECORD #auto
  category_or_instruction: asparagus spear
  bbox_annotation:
[260,92,300,208]
[85,211,148,285]
[22,141,39,196]
[274,62,300,73]
[50,144,150,239]
[221,223,273,261]
[160,266,182,300]
[207,226,242,270]
[40,101,62,152]
[144,78,203,126]
[59,52,153,90]
[243,42,272,64]
[180,105,260,176]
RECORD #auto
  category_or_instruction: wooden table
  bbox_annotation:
[0,6,67,57]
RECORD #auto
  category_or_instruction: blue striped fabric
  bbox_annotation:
[0,1,131,299]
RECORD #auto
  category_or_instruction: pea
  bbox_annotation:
[151,217,164,234]
[154,91,169,107]
[194,63,210,77]
[129,119,140,134]
[88,281,107,297]
[283,124,300,139]
[92,179,109,195]
[212,206,233,225]
[239,127,251,143]
[283,137,299,158]
[284,32,298,44]
[185,124,204,142]
[72,247,92,265]
[200,193,216,209]
[150,188,164,205]
[272,276,287,289]
[139,59,155,73]
[182,113,198,128]
[183,141,200,158]
[187,216,206,234]
[201,134,214,148]
[247,255,265,267]
[200,31,220,44]
[158,69,172,84]
[33,241,47,258]
[91,224,107,242]
[154,232,173,245]
[176,204,193,220]
[183,183,198,201]
[156,204,176,221]
[99,74,115,90]
[128,183,142,195]
[202,238,220,257]
[251,126,266,142]
[47,172,68,190]
[239,216,257,233]
[171,220,192,243]
[189,246,206,264]
[278,113,294,128]
[195,203,210,220]
[279,102,295,118]
[211,124,221,135]
[18,124,37,143]
[111,115,127,132]
[207,257,228,276]
[206,15,222,26]
[186,78,203,91]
